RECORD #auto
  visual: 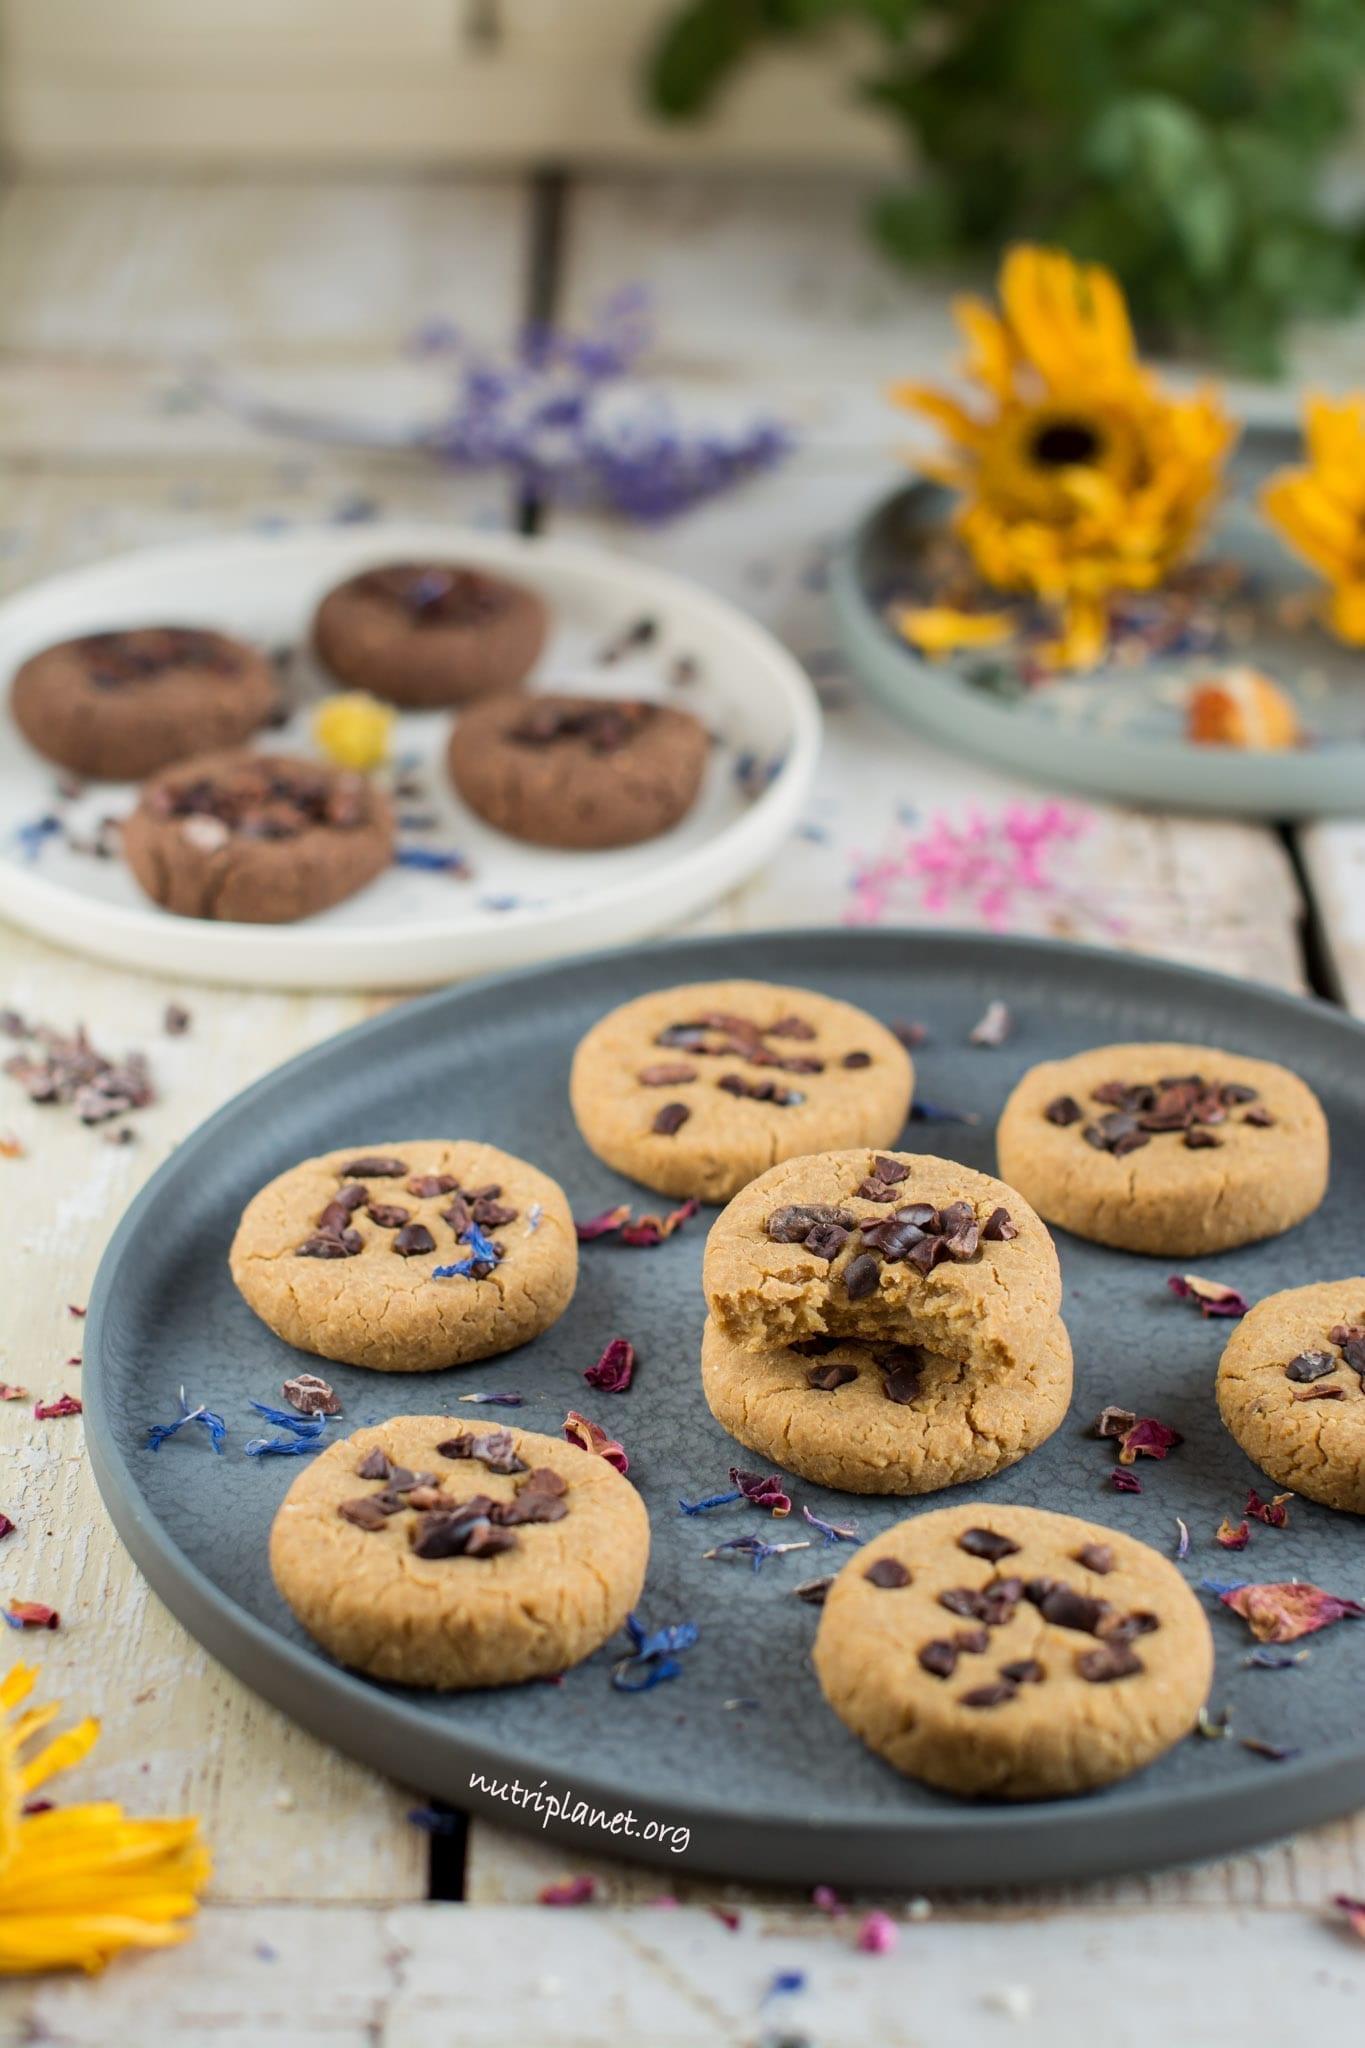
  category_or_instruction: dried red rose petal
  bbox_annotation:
[0,1513,14,1540]
[584,1337,636,1393]
[1110,1469,1143,1494]
[34,1393,82,1420]
[1218,1581,1365,1643]
[1245,1488,1292,1528]
[1216,1517,1251,1551]
[562,1410,629,1474]
[1167,1274,1250,1319]
[538,1874,597,1907]
[730,1468,791,1517]
[7,1601,58,1629]
[1117,1416,1183,1464]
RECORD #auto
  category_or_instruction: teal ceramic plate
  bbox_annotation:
[831,426,1365,817]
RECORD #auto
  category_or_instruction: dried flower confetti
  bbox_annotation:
[812,1884,846,1917]
[33,1395,81,1421]
[1241,1737,1299,1762]
[584,1338,636,1393]
[611,1611,698,1693]
[856,1909,899,1955]
[312,691,396,772]
[703,1535,810,1573]
[1332,1894,1365,1941]
[145,1391,227,1456]
[802,1506,862,1547]
[1093,1405,1137,1439]
[1167,1274,1250,1318]
[968,999,1011,1048]
[1174,1518,1190,1560]
[1245,1489,1292,1528]
[244,1403,333,1458]
[1216,1517,1251,1551]
[730,1468,791,1518]
[574,1199,697,1246]
[455,1391,525,1407]
[563,1410,628,1474]
[4,1604,58,1632]
[847,802,1109,936]
[1110,1469,1143,1494]
[281,1373,341,1418]
[1,1012,153,1131]
[538,1875,597,1907]
[1116,1416,1183,1465]
[1210,1580,1365,1643]
[0,1387,28,1403]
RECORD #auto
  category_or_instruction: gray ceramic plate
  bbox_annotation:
[831,426,1365,818]
[85,930,1365,1889]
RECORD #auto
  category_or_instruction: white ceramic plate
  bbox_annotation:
[0,526,820,990]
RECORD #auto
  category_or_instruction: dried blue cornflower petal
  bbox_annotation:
[146,1388,227,1455]
[407,1806,461,1834]
[679,1489,742,1516]
[764,1971,808,2004]
[703,1535,811,1573]
[16,815,63,862]
[802,1505,862,1547]
[433,1221,501,1280]
[456,1391,525,1407]
[526,1203,543,1232]
[1245,1647,1311,1669]
[245,1409,329,1457]
[611,1610,699,1692]
[1174,1517,1191,1560]
[396,846,470,874]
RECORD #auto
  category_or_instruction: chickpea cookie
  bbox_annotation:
[1217,1279,1365,1515]
[702,1149,1062,1370]
[312,561,547,709]
[813,1502,1213,1799]
[230,1140,576,1372]
[271,1417,648,1688]
[448,693,709,850]
[10,626,277,782]
[700,1312,1072,1495]
[569,981,914,1203]
[996,1042,1328,1257]
[122,749,394,923]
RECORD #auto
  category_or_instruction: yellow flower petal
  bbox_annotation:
[893,605,1016,656]
[313,691,396,772]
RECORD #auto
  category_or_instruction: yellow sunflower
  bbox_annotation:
[0,1662,209,1974]
[1261,395,1365,645]
[893,246,1236,667]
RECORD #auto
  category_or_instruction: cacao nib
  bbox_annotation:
[864,1557,911,1589]
[842,1051,872,1068]
[652,1102,691,1136]
[960,1681,1017,1708]
[366,1203,410,1228]
[1076,1642,1144,1683]
[340,1155,409,1178]
[638,1063,698,1086]
[1044,1095,1083,1125]
[957,1528,1021,1563]
[918,1639,958,1678]
[392,1222,437,1257]
[807,1360,858,1391]
[844,1253,880,1300]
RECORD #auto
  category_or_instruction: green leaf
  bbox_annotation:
[646,0,762,119]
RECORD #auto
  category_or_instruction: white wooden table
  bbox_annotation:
[1,170,1362,2044]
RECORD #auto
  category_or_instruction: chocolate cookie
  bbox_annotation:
[996,1042,1329,1256]
[570,981,914,1202]
[700,1313,1072,1494]
[1217,1279,1365,1514]
[10,626,277,781]
[271,1417,648,1689]
[813,1503,1213,1798]
[312,562,547,709]
[230,1140,577,1372]
[448,693,709,850]
[122,749,393,923]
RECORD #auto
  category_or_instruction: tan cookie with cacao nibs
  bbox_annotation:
[701,1149,1060,1371]
[270,1417,647,1688]
[700,1310,1072,1495]
[569,982,914,1202]
[122,749,394,923]
[996,1042,1327,1256]
[312,561,547,709]
[813,1502,1212,1799]
[1217,1279,1365,1514]
[449,692,709,850]
[11,627,278,782]
[230,1141,575,1372]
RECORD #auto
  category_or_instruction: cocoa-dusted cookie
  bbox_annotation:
[10,626,277,781]
[813,1503,1213,1799]
[1217,1279,1365,1514]
[448,693,708,850]
[271,1417,648,1688]
[230,1140,576,1372]
[312,561,546,709]
[996,1042,1328,1256]
[570,981,914,1203]
[122,749,393,923]
[700,1312,1072,1495]
[702,1149,1061,1370]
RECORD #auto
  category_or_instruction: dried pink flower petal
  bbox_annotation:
[856,1909,899,1954]
[1218,1581,1365,1644]
[1117,1416,1183,1464]
[1216,1517,1250,1551]
[1167,1273,1250,1318]
[1245,1488,1292,1528]
[538,1874,597,1907]
[562,1409,629,1474]
[585,1338,637,1393]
